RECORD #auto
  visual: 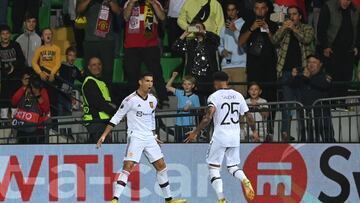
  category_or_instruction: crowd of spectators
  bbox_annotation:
[1,0,360,143]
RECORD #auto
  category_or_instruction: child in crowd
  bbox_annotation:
[32,28,61,117]
[56,46,84,116]
[32,28,61,82]
[245,82,270,141]
[166,72,200,142]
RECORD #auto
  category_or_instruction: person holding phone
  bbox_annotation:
[172,22,220,104]
[272,6,314,141]
[239,0,278,142]
[239,0,278,103]
[219,1,247,96]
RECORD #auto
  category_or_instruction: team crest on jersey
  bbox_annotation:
[127,152,133,158]
[149,102,154,108]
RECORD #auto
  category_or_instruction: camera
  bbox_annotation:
[29,76,43,89]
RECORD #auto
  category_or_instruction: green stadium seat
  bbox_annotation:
[50,0,64,8]
[74,58,85,71]
[160,57,182,81]
[118,30,124,57]
[7,7,12,31]
[113,58,125,83]
[38,6,51,30]
[11,33,19,41]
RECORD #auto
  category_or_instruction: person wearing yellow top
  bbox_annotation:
[32,28,61,82]
[177,0,225,36]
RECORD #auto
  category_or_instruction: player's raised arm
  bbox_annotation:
[96,99,131,148]
[185,106,216,143]
[245,112,260,141]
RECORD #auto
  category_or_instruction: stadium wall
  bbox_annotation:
[0,144,359,203]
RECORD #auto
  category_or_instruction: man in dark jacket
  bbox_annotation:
[291,55,335,142]
[317,0,360,97]
[82,57,117,143]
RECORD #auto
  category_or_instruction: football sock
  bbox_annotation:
[209,166,224,200]
[157,167,172,199]
[113,170,130,199]
[227,165,247,182]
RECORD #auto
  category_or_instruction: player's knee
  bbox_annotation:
[209,166,220,182]
[153,158,166,171]
[227,165,240,176]
[123,161,135,172]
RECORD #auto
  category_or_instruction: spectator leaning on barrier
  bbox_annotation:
[166,72,200,142]
[271,6,314,142]
[172,22,220,104]
[318,0,360,97]
[122,0,169,106]
[177,0,225,36]
[56,47,84,116]
[82,57,117,143]
[239,0,278,103]
[16,13,42,70]
[290,54,335,142]
[246,82,270,141]
[76,0,121,85]
[0,25,25,120]
[12,73,50,144]
[219,1,247,96]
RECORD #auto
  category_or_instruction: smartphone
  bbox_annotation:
[188,25,199,32]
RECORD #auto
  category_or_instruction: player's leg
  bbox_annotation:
[112,161,135,202]
[112,137,145,202]
[225,147,254,200]
[206,141,226,202]
[145,139,186,203]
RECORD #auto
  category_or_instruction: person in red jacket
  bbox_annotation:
[12,72,50,144]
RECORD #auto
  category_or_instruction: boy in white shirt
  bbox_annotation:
[245,82,270,141]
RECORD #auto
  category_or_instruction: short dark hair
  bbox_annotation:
[24,12,37,21]
[248,82,262,90]
[213,71,229,82]
[139,72,153,80]
[287,6,303,17]
[0,24,11,33]
[306,54,322,62]
[65,46,77,55]
[226,0,239,10]
[254,0,268,6]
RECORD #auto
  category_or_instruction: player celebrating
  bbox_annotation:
[185,71,258,203]
[96,73,186,203]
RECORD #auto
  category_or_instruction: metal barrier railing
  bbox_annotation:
[311,96,360,143]
[1,98,359,144]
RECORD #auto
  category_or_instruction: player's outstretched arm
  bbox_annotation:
[96,125,114,149]
[245,112,260,142]
[184,106,215,143]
